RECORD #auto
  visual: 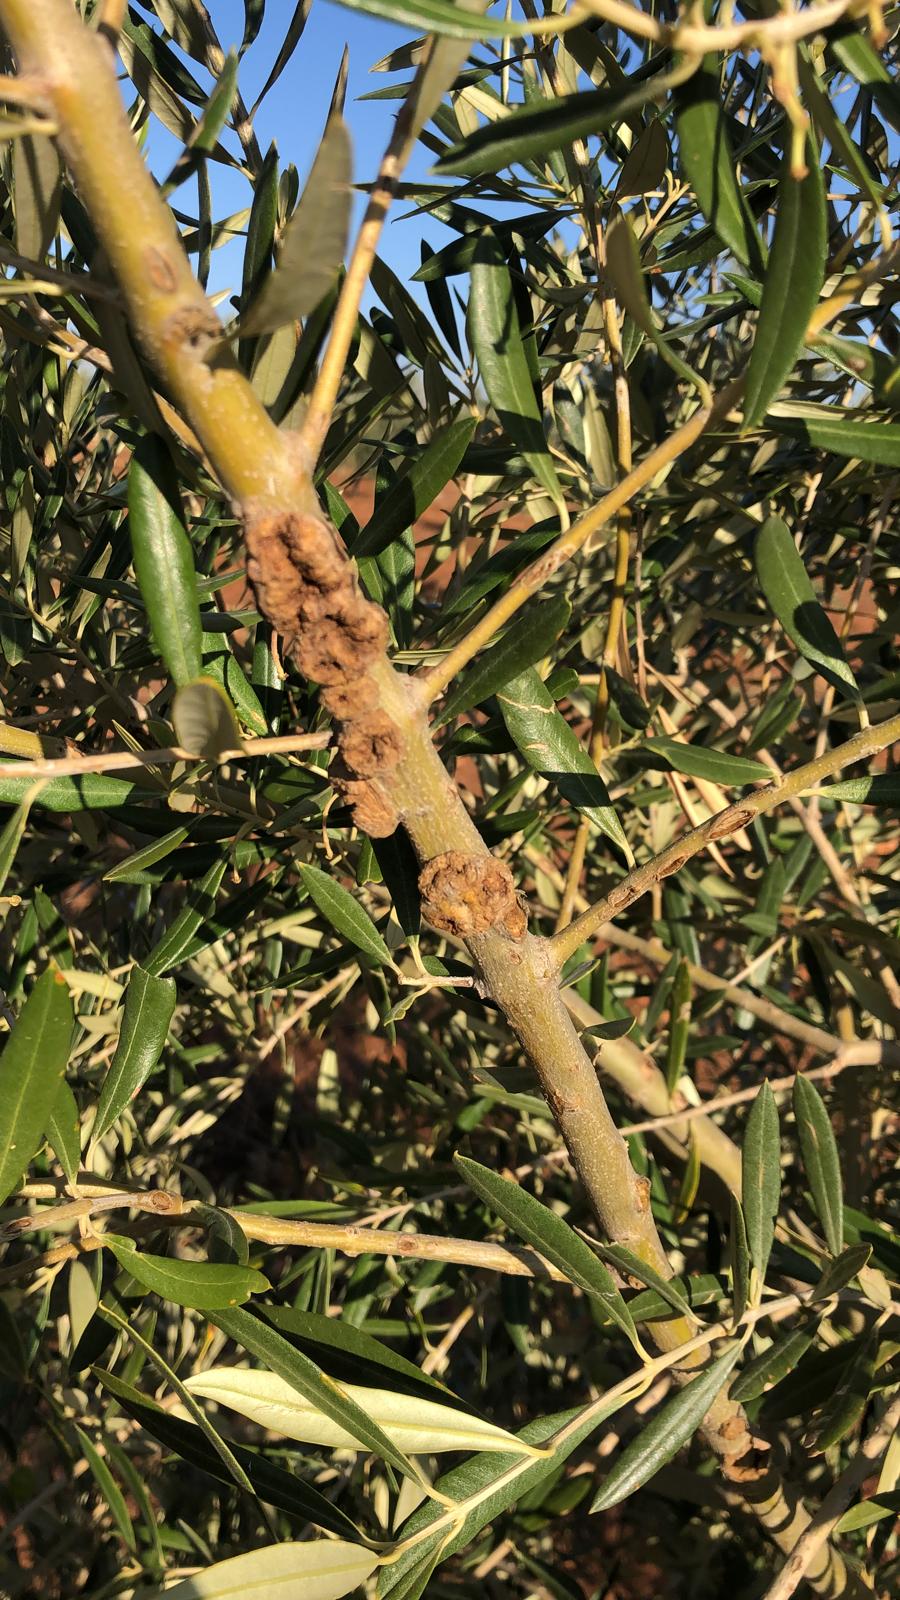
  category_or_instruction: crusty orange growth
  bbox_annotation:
[243,505,400,836]
[419,851,526,940]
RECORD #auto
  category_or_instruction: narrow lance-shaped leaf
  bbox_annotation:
[0,969,73,1205]
[743,136,826,427]
[438,594,571,725]
[211,1305,422,1483]
[145,1538,379,1600]
[674,59,764,273]
[239,116,352,338]
[769,409,900,466]
[665,958,691,1098]
[641,735,768,786]
[597,1244,691,1319]
[468,232,561,502]
[73,1424,136,1552]
[793,1074,844,1256]
[742,1081,780,1276]
[104,1236,269,1311]
[299,863,393,966]
[456,1156,644,1354]
[184,1365,536,1456]
[0,773,151,812]
[436,77,669,175]
[94,966,177,1141]
[731,1322,817,1403]
[755,516,860,700]
[354,415,476,558]
[128,435,203,687]
[498,668,631,858]
[590,1344,743,1511]
[143,858,228,977]
[96,1366,364,1539]
[605,212,707,399]
[728,1194,750,1326]
[46,1079,81,1184]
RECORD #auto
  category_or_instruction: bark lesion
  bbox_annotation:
[243,503,401,836]
[419,850,527,940]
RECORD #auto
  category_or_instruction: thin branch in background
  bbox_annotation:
[552,709,900,968]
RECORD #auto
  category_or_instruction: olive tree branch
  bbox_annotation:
[421,380,743,703]
[0,7,862,1589]
[299,53,438,464]
[552,710,900,969]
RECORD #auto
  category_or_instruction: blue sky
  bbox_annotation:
[144,0,460,307]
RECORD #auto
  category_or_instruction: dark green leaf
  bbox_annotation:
[754,516,859,699]
[810,1243,871,1302]
[665,958,691,1098]
[143,858,228,977]
[46,1079,81,1185]
[456,1156,643,1353]
[728,1194,750,1325]
[299,864,392,966]
[769,407,900,465]
[239,117,352,337]
[641,736,769,785]
[590,1344,743,1511]
[731,1323,817,1403]
[0,774,152,812]
[742,1081,780,1276]
[468,233,561,501]
[597,1244,691,1319]
[128,435,203,687]
[353,416,476,558]
[674,60,763,271]
[605,212,706,396]
[743,139,826,426]
[73,1424,135,1551]
[250,1,314,114]
[94,966,177,1140]
[0,969,73,1205]
[437,78,667,174]
[498,668,629,856]
[438,595,571,724]
[793,1074,843,1255]
[104,1236,268,1310]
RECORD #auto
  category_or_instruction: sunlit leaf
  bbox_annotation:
[754,516,859,699]
[590,1345,742,1511]
[793,1074,843,1256]
[456,1156,643,1353]
[239,117,352,337]
[743,139,826,427]
[299,864,393,966]
[94,966,177,1140]
[128,435,204,688]
[145,1538,378,1600]
[497,668,630,856]
[438,595,571,724]
[173,676,244,761]
[741,1081,780,1276]
[468,232,560,502]
[104,1236,268,1310]
[185,1364,533,1455]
